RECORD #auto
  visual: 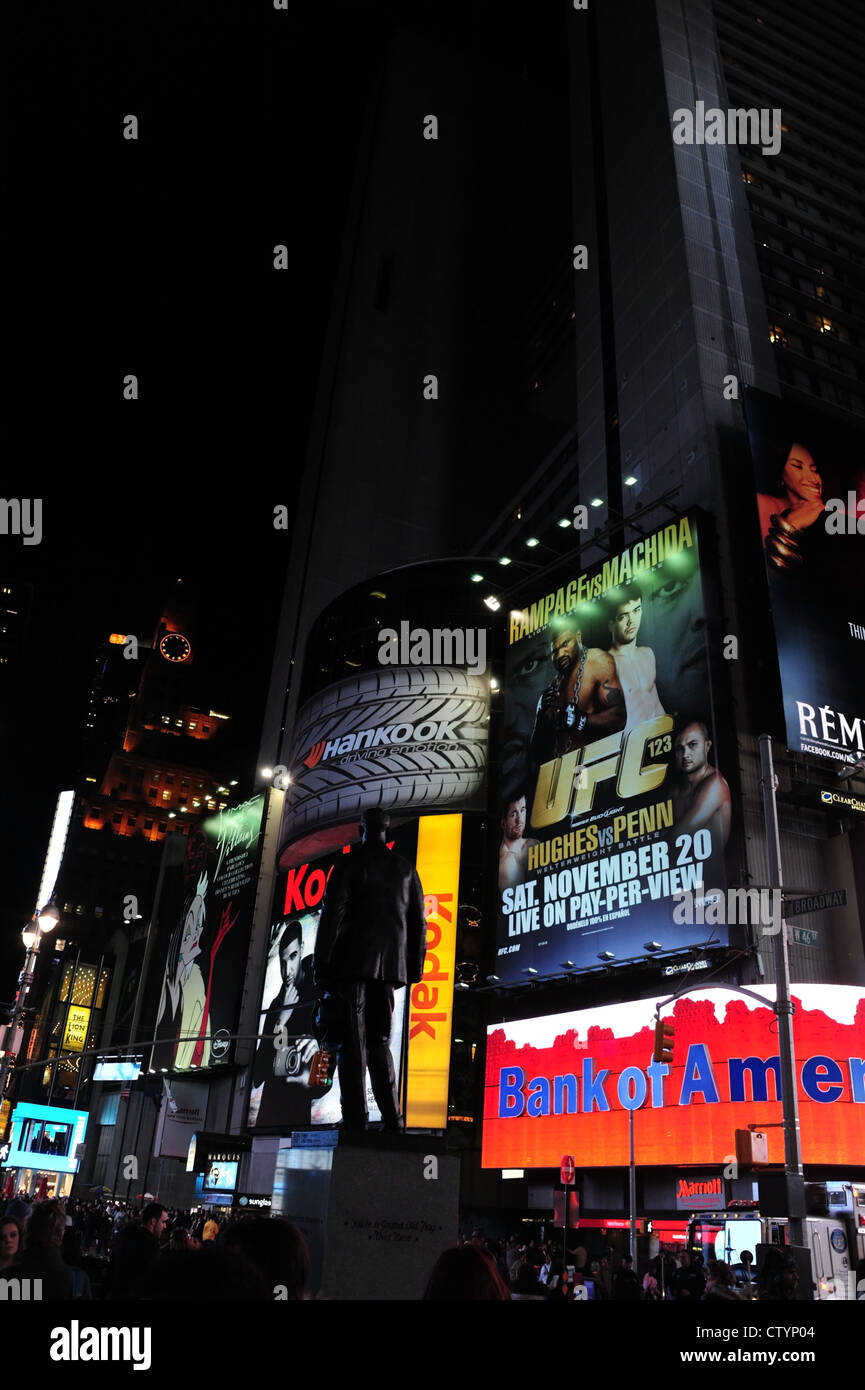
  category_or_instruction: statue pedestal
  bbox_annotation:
[275,1130,458,1300]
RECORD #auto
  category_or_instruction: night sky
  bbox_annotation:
[2,3,371,997]
[2,2,565,1001]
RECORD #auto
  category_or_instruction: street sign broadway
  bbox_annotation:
[785,889,847,918]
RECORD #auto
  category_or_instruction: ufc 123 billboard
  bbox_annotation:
[744,387,864,766]
[496,512,731,981]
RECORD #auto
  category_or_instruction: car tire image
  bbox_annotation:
[283,667,489,838]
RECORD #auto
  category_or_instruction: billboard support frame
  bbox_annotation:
[759,734,806,1245]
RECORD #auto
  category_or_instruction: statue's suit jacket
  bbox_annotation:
[314,843,427,986]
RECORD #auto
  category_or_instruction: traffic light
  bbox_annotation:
[653,1018,674,1064]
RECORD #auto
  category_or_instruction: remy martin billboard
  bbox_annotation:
[497,513,731,981]
[482,985,865,1169]
[152,795,265,1072]
[744,387,864,766]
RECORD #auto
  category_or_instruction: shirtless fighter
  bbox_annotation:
[672,721,732,848]
[530,618,626,765]
[606,587,665,730]
[498,792,539,891]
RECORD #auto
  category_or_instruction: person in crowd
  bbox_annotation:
[202,1212,220,1241]
[105,1217,163,1299]
[0,1215,22,1270]
[736,1249,756,1299]
[595,1255,613,1300]
[221,1216,310,1299]
[6,1199,92,1299]
[511,1261,545,1300]
[3,1196,30,1230]
[141,1202,168,1248]
[612,1253,641,1301]
[673,1250,705,1300]
[759,1250,800,1301]
[642,1258,661,1301]
[423,1244,512,1300]
[704,1262,742,1301]
[61,1212,85,1268]
[141,1244,270,1300]
[505,1236,521,1279]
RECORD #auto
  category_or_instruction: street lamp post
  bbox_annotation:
[0,903,59,1110]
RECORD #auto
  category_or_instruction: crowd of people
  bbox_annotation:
[2,1196,855,1300]
[1,1192,309,1300]
[421,1231,818,1302]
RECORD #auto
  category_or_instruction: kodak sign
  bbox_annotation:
[406,814,462,1128]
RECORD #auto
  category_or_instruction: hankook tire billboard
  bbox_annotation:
[280,667,488,859]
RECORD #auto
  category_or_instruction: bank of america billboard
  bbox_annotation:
[280,666,488,864]
[496,512,732,981]
[482,985,865,1169]
[744,387,864,765]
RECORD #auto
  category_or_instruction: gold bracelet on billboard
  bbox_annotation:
[766,510,802,569]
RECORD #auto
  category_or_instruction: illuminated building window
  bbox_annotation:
[192,799,201,808]
[162,716,170,725]
[162,791,171,802]
[188,722,197,731]
[71,966,96,1007]
[95,969,109,1009]
[769,324,787,347]
[152,772,161,783]
[816,315,836,334]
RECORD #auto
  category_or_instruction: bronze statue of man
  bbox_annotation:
[314,808,426,1130]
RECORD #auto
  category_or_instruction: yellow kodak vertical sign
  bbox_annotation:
[406,814,462,1129]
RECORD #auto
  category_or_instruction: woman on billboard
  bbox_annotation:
[756,441,824,569]
[156,873,210,1070]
